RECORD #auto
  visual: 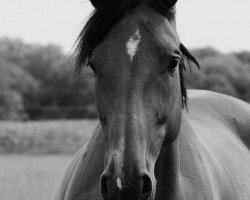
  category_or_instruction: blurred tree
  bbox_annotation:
[0,90,26,120]
[0,56,40,94]
[192,47,221,60]
[0,56,39,120]
[235,51,250,64]
[0,38,96,119]
[186,48,250,102]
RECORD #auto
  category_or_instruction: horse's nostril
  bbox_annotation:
[141,174,152,198]
[100,174,109,197]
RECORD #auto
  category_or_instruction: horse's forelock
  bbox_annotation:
[75,0,179,75]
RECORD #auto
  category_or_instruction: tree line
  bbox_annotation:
[0,38,249,120]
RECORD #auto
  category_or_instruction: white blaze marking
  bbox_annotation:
[126,29,141,61]
[115,137,125,169]
[117,177,122,189]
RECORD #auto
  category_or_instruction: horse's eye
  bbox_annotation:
[156,115,167,126]
[167,57,179,73]
[100,116,107,126]
[88,61,97,74]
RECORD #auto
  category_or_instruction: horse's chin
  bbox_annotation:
[102,186,156,200]
[139,193,155,200]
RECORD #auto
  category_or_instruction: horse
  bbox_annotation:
[52,0,250,199]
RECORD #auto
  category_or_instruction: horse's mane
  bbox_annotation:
[179,43,200,107]
[75,0,200,108]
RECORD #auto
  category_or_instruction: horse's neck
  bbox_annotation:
[155,139,182,200]
[154,113,193,200]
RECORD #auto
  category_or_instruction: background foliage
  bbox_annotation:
[0,38,250,120]
[0,38,95,120]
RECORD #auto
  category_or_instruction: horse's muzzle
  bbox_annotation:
[100,172,152,200]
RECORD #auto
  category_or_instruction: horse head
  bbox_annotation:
[76,0,198,199]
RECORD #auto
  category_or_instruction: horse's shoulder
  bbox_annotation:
[188,89,250,115]
[187,90,250,145]
[178,91,250,199]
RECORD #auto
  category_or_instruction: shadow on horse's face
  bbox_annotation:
[87,3,183,200]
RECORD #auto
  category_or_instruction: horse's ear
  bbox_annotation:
[168,0,178,8]
[90,0,102,9]
[154,0,178,9]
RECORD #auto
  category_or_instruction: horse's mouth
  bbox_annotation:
[101,190,155,200]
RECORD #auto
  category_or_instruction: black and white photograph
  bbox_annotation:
[0,0,250,200]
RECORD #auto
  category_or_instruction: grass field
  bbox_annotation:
[0,120,99,200]
[0,155,72,200]
[0,120,98,154]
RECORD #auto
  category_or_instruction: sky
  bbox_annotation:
[0,0,249,53]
